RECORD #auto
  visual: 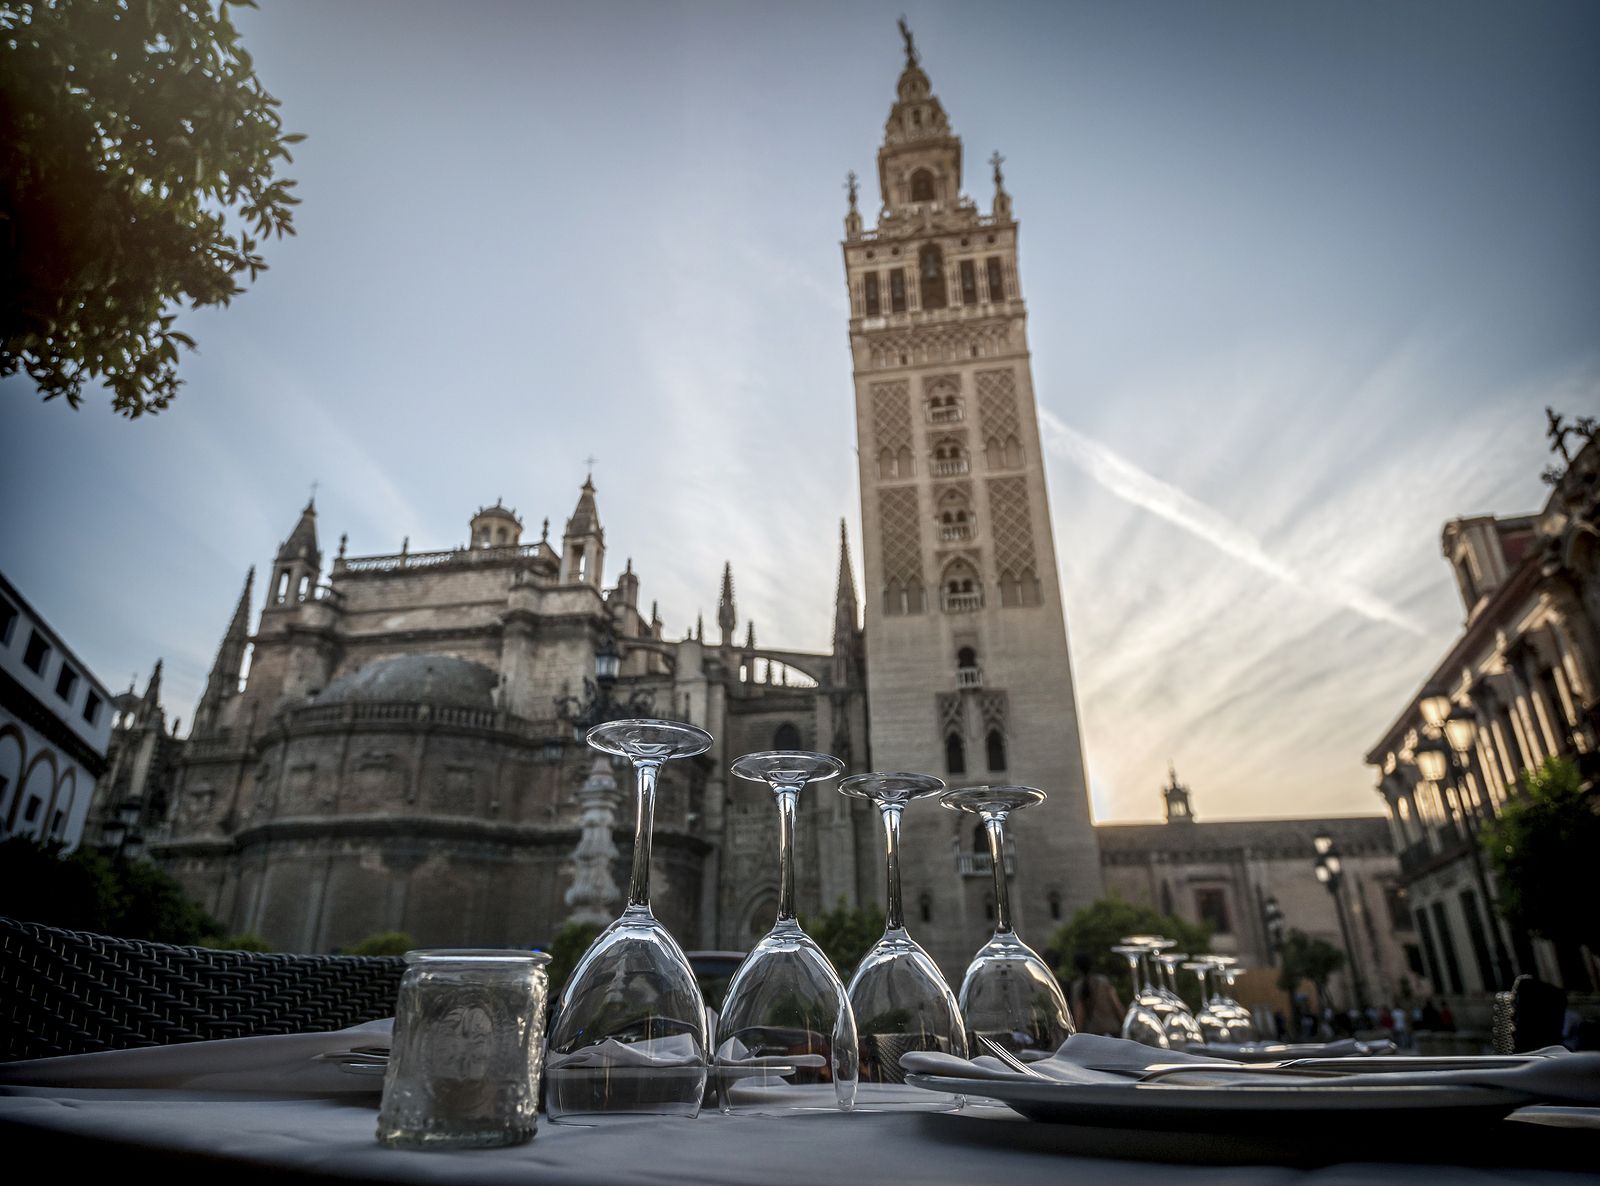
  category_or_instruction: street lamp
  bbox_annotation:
[1312,834,1367,1010]
[553,623,656,737]
[1263,895,1286,963]
[1410,706,1515,989]
[99,799,144,862]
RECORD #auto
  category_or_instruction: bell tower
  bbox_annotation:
[843,24,1102,973]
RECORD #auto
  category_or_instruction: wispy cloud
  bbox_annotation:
[1037,408,1426,635]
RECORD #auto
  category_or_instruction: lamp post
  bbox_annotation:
[99,799,144,862]
[1412,691,1514,990]
[553,624,656,738]
[1263,895,1286,964]
[1313,834,1367,1010]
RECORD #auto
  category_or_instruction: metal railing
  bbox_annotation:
[956,666,983,689]
[943,591,982,613]
[927,406,964,425]
[931,458,970,477]
[337,543,549,575]
[940,524,974,542]
[956,851,1016,877]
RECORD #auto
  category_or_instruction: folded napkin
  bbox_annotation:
[0,1019,393,1096]
[544,1034,702,1071]
[900,1033,1600,1106]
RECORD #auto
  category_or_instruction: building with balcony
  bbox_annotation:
[0,571,114,851]
[1365,416,1600,1000]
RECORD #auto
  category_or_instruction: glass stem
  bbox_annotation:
[880,803,905,932]
[775,785,798,923]
[626,758,661,909]
[985,816,1012,934]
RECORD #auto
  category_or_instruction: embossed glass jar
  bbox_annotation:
[377,949,551,1149]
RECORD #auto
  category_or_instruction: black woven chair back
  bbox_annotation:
[0,916,404,1061]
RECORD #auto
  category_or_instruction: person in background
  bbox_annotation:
[1067,950,1125,1037]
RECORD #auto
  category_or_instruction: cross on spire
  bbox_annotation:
[989,150,1005,187]
[897,15,917,65]
[583,454,599,472]
[845,170,859,210]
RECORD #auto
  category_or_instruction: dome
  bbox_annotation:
[315,655,498,710]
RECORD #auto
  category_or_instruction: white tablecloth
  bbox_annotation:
[2,1087,1596,1186]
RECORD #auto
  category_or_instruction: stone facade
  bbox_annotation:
[1366,417,1600,999]
[1099,770,1423,1010]
[841,32,1103,971]
[154,491,872,953]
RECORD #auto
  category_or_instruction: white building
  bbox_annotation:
[0,572,114,851]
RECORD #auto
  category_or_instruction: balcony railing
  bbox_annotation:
[940,524,973,542]
[927,406,964,425]
[931,458,970,477]
[956,851,1016,878]
[943,592,982,613]
[956,666,983,689]
[337,543,549,575]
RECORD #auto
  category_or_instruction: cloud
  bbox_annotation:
[1037,407,1427,634]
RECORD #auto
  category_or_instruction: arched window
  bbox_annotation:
[932,438,968,478]
[878,448,896,480]
[910,168,934,201]
[919,243,946,310]
[275,570,290,604]
[984,894,995,922]
[972,823,987,852]
[1048,891,1062,921]
[945,733,966,775]
[919,892,933,924]
[773,722,802,750]
[942,560,980,612]
[986,729,1007,772]
[956,646,977,669]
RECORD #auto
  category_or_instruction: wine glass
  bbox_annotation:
[939,785,1074,1057]
[1112,945,1170,1048]
[1209,958,1257,1040]
[1183,958,1236,1044]
[716,751,858,1116]
[839,772,967,1110]
[1152,949,1204,1048]
[545,719,714,1123]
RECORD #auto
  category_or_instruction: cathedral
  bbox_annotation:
[146,30,1104,973]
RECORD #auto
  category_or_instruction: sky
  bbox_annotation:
[2,0,1597,824]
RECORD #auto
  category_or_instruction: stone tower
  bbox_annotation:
[843,25,1102,972]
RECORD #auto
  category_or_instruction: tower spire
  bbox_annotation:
[193,567,254,737]
[717,562,737,648]
[833,519,859,643]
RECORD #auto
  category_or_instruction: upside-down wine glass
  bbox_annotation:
[1152,946,1204,1048]
[545,719,714,1123]
[940,785,1074,1056]
[839,772,967,1110]
[716,751,858,1116]
[1182,959,1235,1044]
[1210,958,1257,1040]
[1112,944,1170,1048]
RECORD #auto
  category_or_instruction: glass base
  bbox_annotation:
[376,1120,535,1148]
[544,1066,707,1123]
[851,1082,965,1112]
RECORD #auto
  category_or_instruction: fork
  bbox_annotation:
[972,1034,1055,1080]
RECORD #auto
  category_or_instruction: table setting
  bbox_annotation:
[3,718,1599,1183]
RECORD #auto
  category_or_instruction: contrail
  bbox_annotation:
[1037,409,1425,635]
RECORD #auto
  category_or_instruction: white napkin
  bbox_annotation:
[900,1034,1600,1106]
[544,1034,702,1070]
[0,1019,393,1095]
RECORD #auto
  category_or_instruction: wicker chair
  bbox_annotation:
[0,916,405,1061]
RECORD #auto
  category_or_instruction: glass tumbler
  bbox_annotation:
[377,949,552,1149]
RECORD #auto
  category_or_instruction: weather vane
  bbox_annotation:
[845,169,859,210]
[989,151,1005,188]
[897,16,917,65]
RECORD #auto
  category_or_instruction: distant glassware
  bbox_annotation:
[716,751,858,1116]
[1112,943,1171,1048]
[377,949,551,1148]
[545,719,714,1123]
[1207,957,1257,1041]
[1182,958,1236,1044]
[839,772,967,1111]
[940,785,1074,1056]
[1152,949,1205,1047]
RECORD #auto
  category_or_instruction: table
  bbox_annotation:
[3,1087,1598,1186]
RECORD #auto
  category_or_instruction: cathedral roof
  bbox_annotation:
[314,654,498,710]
